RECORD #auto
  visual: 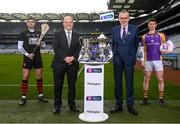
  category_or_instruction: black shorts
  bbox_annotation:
[23,54,43,69]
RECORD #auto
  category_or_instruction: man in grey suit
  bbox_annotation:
[110,10,139,115]
[51,16,81,114]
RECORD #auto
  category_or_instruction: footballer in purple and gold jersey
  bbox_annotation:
[139,18,174,107]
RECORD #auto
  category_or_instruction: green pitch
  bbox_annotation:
[0,54,179,100]
[0,54,179,123]
[0,100,180,123]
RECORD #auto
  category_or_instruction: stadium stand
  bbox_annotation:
[0,44,6,49]
[0,0,179,68]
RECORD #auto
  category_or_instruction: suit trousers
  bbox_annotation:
[113,61,135,107]
[53,64,78,109]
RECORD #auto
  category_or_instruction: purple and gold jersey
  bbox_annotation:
[141,32,168,61]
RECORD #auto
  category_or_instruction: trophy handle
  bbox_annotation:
[79,37,84,48]
[90,38,94,46]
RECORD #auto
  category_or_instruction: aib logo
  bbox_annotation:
[87,68,102,73]
[86,96,102,101]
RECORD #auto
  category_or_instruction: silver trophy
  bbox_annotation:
[96,33,110,62]
[79,37,92,61]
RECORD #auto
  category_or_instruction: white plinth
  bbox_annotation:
[79,113,108,122]
[79,62,109,122]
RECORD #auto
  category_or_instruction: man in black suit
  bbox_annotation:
[51,16,81,114]
[110,10,139,115]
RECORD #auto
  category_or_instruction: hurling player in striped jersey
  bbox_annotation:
[18,18,48,105]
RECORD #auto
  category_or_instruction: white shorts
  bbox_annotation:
[144,60,164,71]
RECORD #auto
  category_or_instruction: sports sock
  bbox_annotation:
[21,80,28,98]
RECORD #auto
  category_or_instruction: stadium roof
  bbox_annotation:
[108,0,177,18]
[0,13,102,22]
[0,0,178,22]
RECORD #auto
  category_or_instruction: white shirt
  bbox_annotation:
[64,29,72,40]
[28,28,35,32]
[120,25,128,39]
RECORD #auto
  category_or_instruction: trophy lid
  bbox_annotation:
[97,33,107,40]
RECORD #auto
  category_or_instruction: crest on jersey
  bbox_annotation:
[31,34,36,37]
[29,38,38,45]
[151,39,154,43]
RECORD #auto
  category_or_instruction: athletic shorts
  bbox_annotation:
[144,60,164,71]
[23,54,42,69]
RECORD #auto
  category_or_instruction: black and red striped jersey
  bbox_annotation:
[19,29,41,54]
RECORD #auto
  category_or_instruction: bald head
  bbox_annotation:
[63,16,74,31]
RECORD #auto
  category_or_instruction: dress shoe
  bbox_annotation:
[70,106,79,112]
[110,105,123,113]
[127,106,138,115]
[53,108,60,114]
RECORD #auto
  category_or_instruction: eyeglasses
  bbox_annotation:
[120,17,129,19]
[64,21,73,24]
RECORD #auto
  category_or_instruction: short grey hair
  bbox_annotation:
[119,10,129,17]
[63,15,73,22]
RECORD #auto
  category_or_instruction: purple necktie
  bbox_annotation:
[122,27,126,42]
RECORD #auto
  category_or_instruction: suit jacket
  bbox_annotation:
[111,24,139,65]
[51,30,81,70]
